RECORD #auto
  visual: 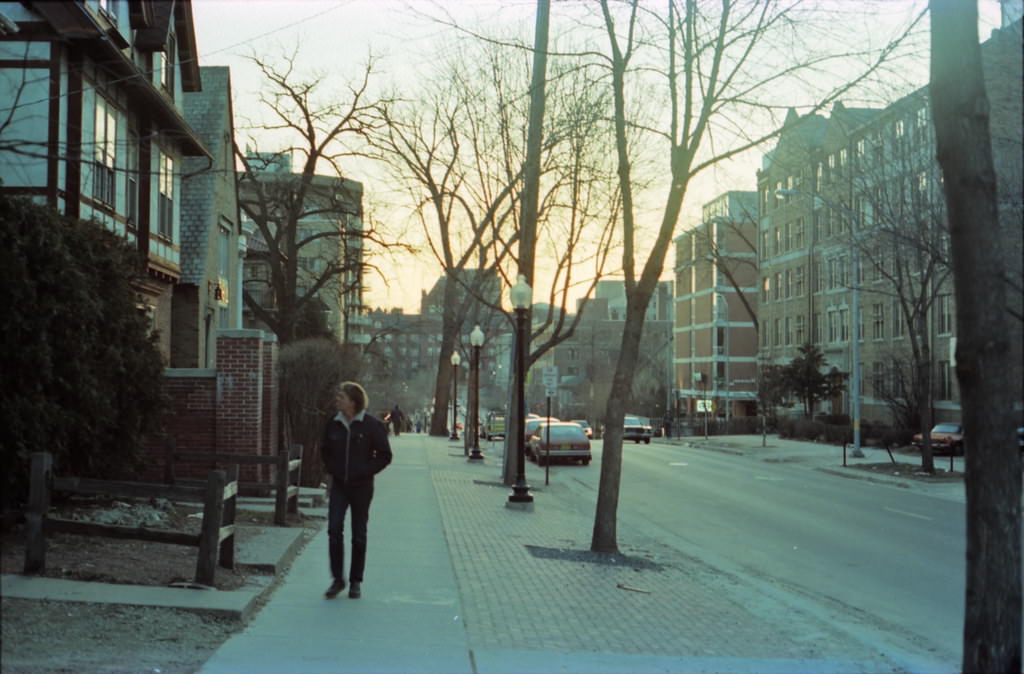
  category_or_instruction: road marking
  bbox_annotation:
[884,506,932,521]
[669,462,688,466]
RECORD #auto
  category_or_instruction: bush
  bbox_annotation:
[0,196,165,508]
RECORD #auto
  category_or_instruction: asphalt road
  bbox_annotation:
[558,439,968,665]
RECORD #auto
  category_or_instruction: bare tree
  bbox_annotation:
[840,130,952,472]
[236,51,403,345]
[589,0,922,552]
[929,2,1021,671]
[371,29,619,448]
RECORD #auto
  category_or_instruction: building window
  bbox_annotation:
[872,303,885,339]
[892,299,904,337]
[784,269,792,299]
[773,273,781,301]
[872,361,886,396]
[773,228,781,256]
[126,130,138,224]
[795,315,805,344]
[784,317,791,345]
[93,96,116,206]
[793,218,805,249]
[839,308,850,341]
[783,221,792,251]
[218,223,231,279]
[936,360,952,400]
[812,260,823,293]
[158,152,174,239]
[761,231,769,260]
[828,311,839,342]
[773,319,781,346]
[937,295,953,334]
[761,277,770,303]
[794,266,805,297]
[812,312,822,342]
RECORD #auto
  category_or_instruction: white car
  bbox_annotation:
[623,416,653,444]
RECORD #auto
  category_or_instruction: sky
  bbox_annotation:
[190,0,1007,314]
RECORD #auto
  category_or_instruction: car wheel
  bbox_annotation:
[644,438,650,444]
[583,458,591,466]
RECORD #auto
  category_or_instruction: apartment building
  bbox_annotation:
[238,152,366,344]
[674,191,760,421]
[0,0,210,360]
[755,19,1022,425]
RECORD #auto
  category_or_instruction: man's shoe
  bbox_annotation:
[324,580,346,599]
[348,582,361,599]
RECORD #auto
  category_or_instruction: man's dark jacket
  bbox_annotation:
[320,413,393,485]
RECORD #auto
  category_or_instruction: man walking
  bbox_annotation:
[321,381,392,599]
[389,404,404,436]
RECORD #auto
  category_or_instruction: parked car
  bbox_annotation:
[483,412,506,440]
[524,416,559,448]
[623,415,653,444]
[570,420,593,439]
[528,422,591,466]
[912,423,964,456]
[1018,425,1024,450]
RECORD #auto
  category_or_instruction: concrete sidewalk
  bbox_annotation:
[198,439,473,674]
[195,432,952,674]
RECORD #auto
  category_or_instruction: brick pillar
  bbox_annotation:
[261,333,279,483]
[216,329,264,482]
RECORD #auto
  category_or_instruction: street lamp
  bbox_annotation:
[469,324,485,461]
[508,275,533,506]
[777,187,862,456]
[449,350,461,440]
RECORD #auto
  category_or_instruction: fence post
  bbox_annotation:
[288,444,303,515]
[274,449,288,526]
[195,469,226,586]
[164,435,176,485]
[24,452,52,574]
[219,464,238,570]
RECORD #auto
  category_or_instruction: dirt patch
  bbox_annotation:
[0,497,309,591]
[847,461,963,482]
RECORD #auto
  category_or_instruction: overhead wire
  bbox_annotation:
[0,0,353,116]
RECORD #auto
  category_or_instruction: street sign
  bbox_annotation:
[542,366,558,388]
[545,385,558,398]
[696,399,714,412]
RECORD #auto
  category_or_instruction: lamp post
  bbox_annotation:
[449,350,461,440]
[508,275,533,506]
[777,187,862,456]
[469,325,485,460]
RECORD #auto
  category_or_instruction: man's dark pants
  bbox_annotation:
[328,479,374,583]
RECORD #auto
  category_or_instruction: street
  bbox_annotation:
[556,438,969,665]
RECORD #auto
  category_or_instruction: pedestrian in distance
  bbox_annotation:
[390,404,404,436]
[321,381,393,599]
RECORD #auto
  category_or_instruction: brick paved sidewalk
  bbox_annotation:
[424,436,942,673]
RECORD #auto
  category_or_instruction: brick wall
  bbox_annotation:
[140,329,279,485]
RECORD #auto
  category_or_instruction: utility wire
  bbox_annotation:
[0,0,353,116]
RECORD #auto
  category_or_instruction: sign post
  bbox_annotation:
[542,367,558,485]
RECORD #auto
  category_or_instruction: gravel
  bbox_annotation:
[1,597,239,673]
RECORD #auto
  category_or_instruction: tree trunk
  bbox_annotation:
[929,2,1021,671]
[591,301,645,552]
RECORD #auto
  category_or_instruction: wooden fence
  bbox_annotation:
[165,439,303,526]
[23,452,237,586]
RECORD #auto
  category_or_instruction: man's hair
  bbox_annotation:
[337,381,368,413]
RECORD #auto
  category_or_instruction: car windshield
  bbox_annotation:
[933,423,962,433]
[624,417,642,425]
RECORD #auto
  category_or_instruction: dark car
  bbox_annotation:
[1018,426,1024,450]
[912,423,964,456]
[570,420,593,439]
[528,422,591,466]
[623,415,653,444]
